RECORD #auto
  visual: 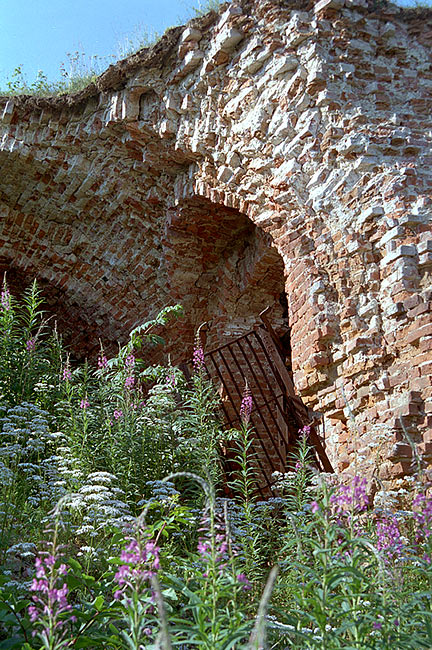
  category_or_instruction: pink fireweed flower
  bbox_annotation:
[373,622,382,630]
[197,538,211,557]
[98,354,108,369]
[310,501,320,514]
[193,345,205,372]
[113,409,123,420]
[237,573,252,591]
[80,398,89,410]
[124,374,135,390]
[197,534,229,573]
[240,382,253,424]
[62,366,71,381]
[376,514,404,562]
[1,287,10,311]
[330,476,369,516]
[125,353,135,368]
[113,530,160,601]
[28,552,75,639]
[413,492,432,542]
[299,424,311,438]
[26,338,36,353]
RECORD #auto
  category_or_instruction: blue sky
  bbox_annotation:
[0,0,422,89]
[0,0,202,87]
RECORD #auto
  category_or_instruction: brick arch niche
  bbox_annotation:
[160,195,288,363]
[0,260,112,355]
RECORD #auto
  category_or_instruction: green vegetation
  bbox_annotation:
[0,281,431,648]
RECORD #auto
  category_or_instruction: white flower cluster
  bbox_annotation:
[68,471,133,556]
[2,542,37,595]
[0,402,68,517]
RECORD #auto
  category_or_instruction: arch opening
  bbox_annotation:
[159,196,332,492]
[161,196,289,362]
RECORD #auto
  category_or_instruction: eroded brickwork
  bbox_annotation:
[0,0,431,479]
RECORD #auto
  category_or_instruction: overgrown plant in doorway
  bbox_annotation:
[227,382,266,588]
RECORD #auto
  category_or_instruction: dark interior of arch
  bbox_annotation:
[0,198,290,368]
[159,197,289,364]
[0,261,110,356]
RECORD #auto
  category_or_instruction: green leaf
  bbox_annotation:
[82,573,95,585]
[0,638,25,649]
[66,576,82,590]
[162,587,178,601]
[75,636,99,649]
[93,595,104,611]
[109,622,121,636]
[0,610,15,624]
[67,558,82,574]
[14,599,30,613]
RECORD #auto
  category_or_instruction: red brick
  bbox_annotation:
[406,323,432,345]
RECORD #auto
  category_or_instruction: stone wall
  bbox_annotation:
[0,0,431,479]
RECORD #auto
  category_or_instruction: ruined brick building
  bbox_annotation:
[0,0,431,481]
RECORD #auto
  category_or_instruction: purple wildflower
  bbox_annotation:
[124,375,135,389]
[237,573,252,591]
[193,345,205,372]
[113,529,160,602]
[123,353,136,390]
[373,622,382,630]
[28,552,75,644]
[1,287,10,311]
[26,338,36,353]
[413,492,432,542]
[98,354,108,369]
[113,409,123,420]
[80,398,89,410]
[197,533,229,574]
[310,501,320,514]
[125,353,135,368]
[62,366,71,382]
[376,514,404,561]
[240,382,253,424]
[198,538,211,557]
[330,476,369,516]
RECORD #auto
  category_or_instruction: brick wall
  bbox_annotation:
[0,0,431,481]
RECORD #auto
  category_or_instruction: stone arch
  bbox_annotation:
[0,260,109,354]
[160,194,288,362]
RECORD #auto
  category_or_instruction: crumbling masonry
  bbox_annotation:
[0,0,431,480]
